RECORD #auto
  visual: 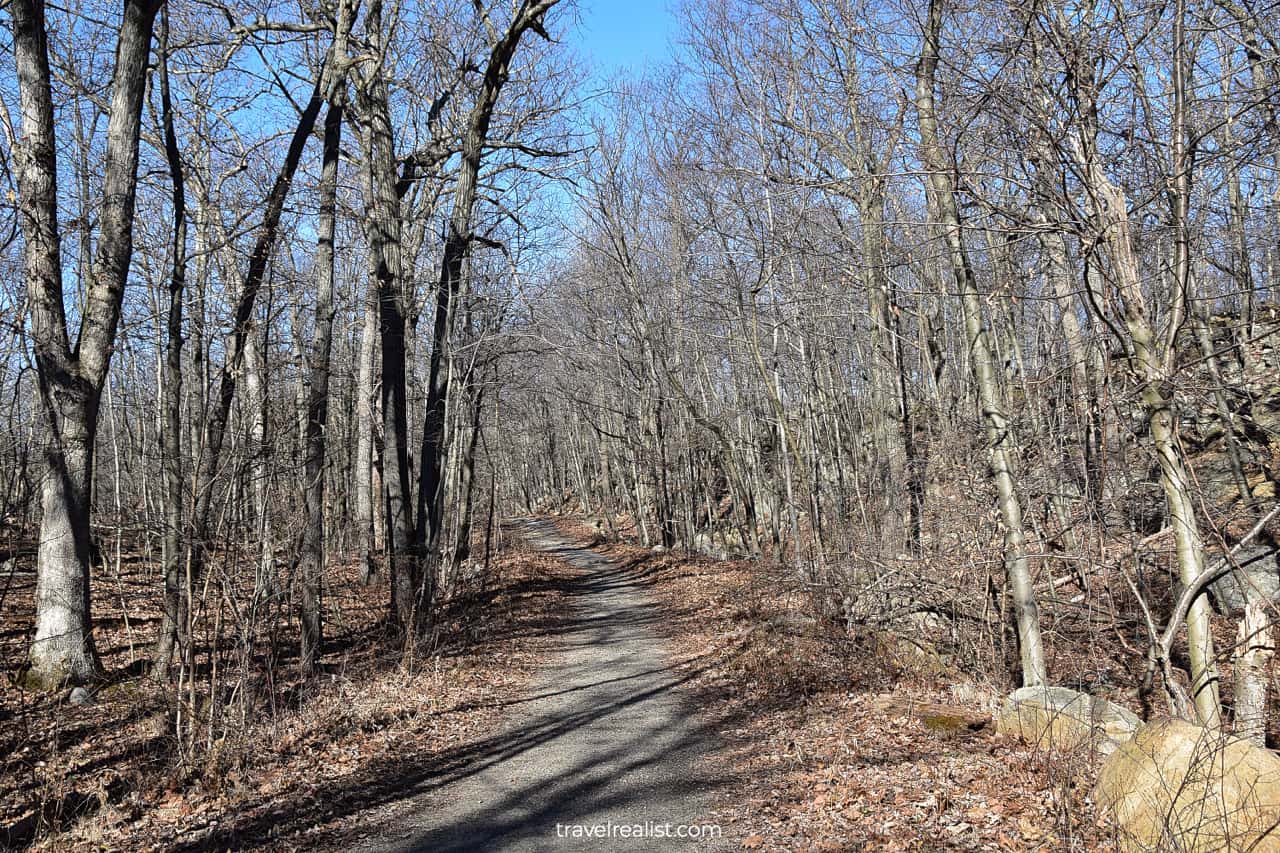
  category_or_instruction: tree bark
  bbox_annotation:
[354,0,417,632]
[12,0,162,687]
[916,0,1046,687]
[153,7,187,681]
[299,85,347,672]
[1233,596,1272,744]
[354,279,379,584]
[244,319,274,601]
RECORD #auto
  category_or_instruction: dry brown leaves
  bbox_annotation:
[1,535,580,851]
[553,516,1116,852]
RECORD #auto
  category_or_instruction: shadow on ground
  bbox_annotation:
[180,520,735,852]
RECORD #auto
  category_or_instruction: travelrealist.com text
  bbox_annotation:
[554,821,722,840]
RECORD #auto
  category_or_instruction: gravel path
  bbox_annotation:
[353,519,728,852]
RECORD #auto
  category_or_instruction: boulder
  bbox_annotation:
[995,685,1140,756]
[1209,545,1280,615]
[1095,717,1280,852]
[690,529,750,560]
[690,531,722,559]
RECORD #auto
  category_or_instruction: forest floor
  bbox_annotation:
[0,528,580,851]
[547,516,1119,853]
[1,518,1121,851]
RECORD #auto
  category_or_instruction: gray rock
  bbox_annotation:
[690,531,716,556]
[1209,545,1280,615]
[68,686,94,706]
[996,685,1141,757]
[690,528,748,560]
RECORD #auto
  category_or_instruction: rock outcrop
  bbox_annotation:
[1095,717,1280,852]
[1209,544,1280,615]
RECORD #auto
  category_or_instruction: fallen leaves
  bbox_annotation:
[2,536,583,852]
[568,520,1117,853]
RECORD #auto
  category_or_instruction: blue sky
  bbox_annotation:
[572,0,677,76]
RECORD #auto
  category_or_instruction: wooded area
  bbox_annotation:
[1,0,1279,848]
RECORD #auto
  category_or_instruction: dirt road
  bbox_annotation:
[352,519,728,851]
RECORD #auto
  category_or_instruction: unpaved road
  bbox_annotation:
[352,519,728,852]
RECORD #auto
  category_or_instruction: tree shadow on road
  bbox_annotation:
[178,522,738,851]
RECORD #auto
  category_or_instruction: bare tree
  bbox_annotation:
[153,19,346,677]
[915,0,1045,687]
[417,0,564,569]
[300,0,357,674]
[11,0,162,687]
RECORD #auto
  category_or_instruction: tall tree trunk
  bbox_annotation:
[890,280,925,553]
[1065,0,1221,725]
[244,319,274,600]
[294,0,355,669]
[452,382,485,565]
[916,0,1046,687]
[355,0,417,631]
[299,88,346,673]
[154,7,187,681]
[858,181,916,549]
[12,0,161,688]
[153,56,332,673]
[355,280,379,584]
[416,0,562,571]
